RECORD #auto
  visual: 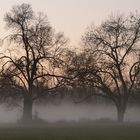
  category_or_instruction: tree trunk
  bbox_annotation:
[22,94,33,123]
[116,103,126,123]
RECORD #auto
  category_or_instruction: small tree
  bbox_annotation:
[64,50,96,102]
[130,52,140,104]
[0,70,24,108]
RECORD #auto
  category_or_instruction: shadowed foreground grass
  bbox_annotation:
[0,123,140,140]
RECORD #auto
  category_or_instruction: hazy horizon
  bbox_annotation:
[0,102,140,123]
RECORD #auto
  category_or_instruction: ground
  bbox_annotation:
[0,122,139,140]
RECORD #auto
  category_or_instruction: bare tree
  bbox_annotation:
[64,50,96,101]
[1,3,67,122]
[0,70,24,108]
[81,13,140,122]
[129,51,140,103]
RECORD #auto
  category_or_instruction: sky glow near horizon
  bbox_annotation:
[0,0,140,46]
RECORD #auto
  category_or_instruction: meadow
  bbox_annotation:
[0,122,139,140]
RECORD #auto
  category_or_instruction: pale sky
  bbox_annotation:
[0,0,140,46]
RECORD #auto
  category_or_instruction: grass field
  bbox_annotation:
[0,122,139,140]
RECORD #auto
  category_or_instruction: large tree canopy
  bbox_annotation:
[79,14,140,122]
[1,3,68,122]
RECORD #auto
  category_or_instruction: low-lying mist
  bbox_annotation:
[0,101,140,123]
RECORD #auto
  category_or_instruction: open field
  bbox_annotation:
[0,122,140,140]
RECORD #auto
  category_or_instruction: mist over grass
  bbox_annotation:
[0,101,140,123]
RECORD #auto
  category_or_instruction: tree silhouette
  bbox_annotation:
[82,13,140,122]
[1,3,67,122]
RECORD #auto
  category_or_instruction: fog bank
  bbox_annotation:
[0,103,140,123]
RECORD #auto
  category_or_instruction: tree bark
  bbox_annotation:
[22,94,33,123]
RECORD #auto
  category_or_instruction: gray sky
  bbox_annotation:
[0,0,140,45]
